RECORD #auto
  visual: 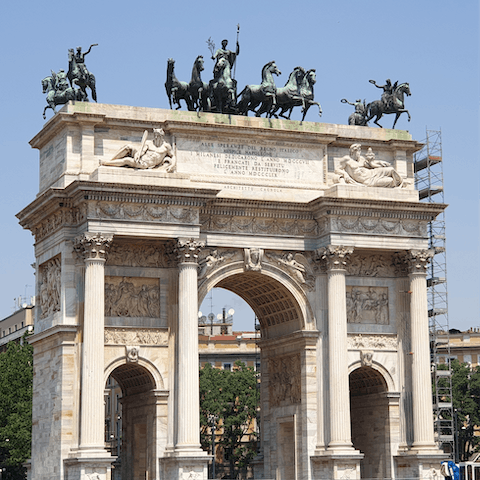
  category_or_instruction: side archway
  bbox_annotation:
[105,360,166,480]
[349,365,392,479]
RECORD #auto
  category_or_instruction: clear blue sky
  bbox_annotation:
[1,0,478,331]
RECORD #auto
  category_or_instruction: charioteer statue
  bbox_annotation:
[211,38,240,75]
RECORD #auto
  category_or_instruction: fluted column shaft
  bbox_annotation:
[74,233,112,452]
[175,239,205,451]
[319,246,354,451]
[408,250,437,450]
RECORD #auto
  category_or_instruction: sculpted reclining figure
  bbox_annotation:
[101,128,175,172]
[334,143,405,188]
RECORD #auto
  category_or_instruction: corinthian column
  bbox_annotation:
[319,245,355,452]
[174,238,205,452]
[407,249,437,451]
[73,233,113,453]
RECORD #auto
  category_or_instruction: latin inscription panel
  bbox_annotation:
[177,136,325,187]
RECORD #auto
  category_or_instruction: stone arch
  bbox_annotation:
[104,359,166,480]
[105,356,165,392]
[348,360,395,393]
[198,260,314,338]
[348,365,392,479]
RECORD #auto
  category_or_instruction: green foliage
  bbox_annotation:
[448,360,480,461]
[199,361,258,478]
[0,335,33,478]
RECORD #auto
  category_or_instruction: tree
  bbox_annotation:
[199,361,258,479]
[0,335,33,479]
[450,360,480,461]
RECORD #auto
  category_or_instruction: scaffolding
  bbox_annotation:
[414,128,454,458]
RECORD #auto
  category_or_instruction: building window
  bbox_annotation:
[21,322,24,328]
[255,362,261,372]
[223,363,231,371]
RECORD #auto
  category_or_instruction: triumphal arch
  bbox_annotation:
[18,103,446,480]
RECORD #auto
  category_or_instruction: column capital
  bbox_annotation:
[406,249,433,275]
[316,245,354,271]
[175,238,205,264]
[73,233,113,261]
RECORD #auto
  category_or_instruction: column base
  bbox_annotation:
[160,454,211,480]
[311,451,364,480]
[64,454,115,480]
[395,450,446,479]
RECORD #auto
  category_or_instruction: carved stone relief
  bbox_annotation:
[105,277,160,317]
[33,207,82,242]
[346,253,395,277]
[39,256,61,319]
[244,248,264,272]
[346,286,389,324]
[106,242,175,268]
[91,201,196,224]
[266,251,315,290]
[360,350,374,367]
[331,215,425,237]
[348,334,397,351]
[200,214,318,238]
[197,248,237,279]
[104,327,168,345]
[268,354,301,407]
[126,345,139,362]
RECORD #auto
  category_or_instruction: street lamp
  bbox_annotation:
[208,414,218,479]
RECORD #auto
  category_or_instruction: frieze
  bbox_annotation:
[348,334,397,351]
[200,214,318,237]
[346,253,395,277]
[331,216,425,237]
[39,256,61,319]
[105,277,160,317]
[104,327,168,345]
[106,242,175,268]
[91,201,196,224]
[268,353,301,407]
[33,207,82,242]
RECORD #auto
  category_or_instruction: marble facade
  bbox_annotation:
[18,103,446,479]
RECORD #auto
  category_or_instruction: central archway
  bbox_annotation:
[199,266,315,479]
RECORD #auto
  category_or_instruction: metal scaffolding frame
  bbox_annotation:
[414,128,454,459]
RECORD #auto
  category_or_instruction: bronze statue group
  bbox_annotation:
[42,40,411,129]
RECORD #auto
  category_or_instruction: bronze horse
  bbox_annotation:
[366,82,411,128]
[237,60,281,116]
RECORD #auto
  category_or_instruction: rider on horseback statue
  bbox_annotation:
[370,79,397,111]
